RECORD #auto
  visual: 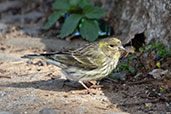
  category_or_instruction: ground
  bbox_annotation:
[0,0,171,114]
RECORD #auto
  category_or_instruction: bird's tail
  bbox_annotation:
[21,54,48,59]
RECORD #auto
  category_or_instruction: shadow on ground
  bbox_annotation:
[0,78,86,92]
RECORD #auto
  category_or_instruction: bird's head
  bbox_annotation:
[99,37,125,58]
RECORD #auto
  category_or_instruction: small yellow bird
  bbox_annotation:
[22,37,125,93]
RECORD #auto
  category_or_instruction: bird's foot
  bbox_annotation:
[79,81,96,95]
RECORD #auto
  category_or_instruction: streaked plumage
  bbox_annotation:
[22,37,125,92]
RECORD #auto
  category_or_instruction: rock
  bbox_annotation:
[0,1,23,12]
[149,69,168,79]
[39,108,57,114]
[0,111,11,114]
[93,0,171,47]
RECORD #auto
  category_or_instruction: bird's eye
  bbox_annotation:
[117,41,121,44]
[110,44,114,47]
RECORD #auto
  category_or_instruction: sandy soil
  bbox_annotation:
[0,0,171,114]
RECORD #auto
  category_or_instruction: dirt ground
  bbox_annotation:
[0,0,171,114]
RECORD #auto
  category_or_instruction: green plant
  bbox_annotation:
[113,55,136,73]
[111,42,171,78]
[138,42,171,68]
[44,0,106,42]
[137,42,171,60]
[147,42,169,60]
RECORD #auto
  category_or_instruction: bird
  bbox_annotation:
[21,37,125,93]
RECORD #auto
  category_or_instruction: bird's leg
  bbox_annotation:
[89,81,103,88]
[79,81,93,94]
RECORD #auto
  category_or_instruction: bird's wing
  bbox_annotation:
[47,45,103,70]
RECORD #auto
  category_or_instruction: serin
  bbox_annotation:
[22,37,125,93]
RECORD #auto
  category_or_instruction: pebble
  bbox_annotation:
[149,69,168,79]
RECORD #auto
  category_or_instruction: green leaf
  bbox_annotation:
[79,0,92,8]
[80,19,100,42]
[44,11,65,29]
[52,0,70,10]
[69,0,81,12]
[157,49,167,58]
[151,42,157,49]
[157,43,164,49]
[145,45,152,51]
[60,14,82,38]
[118,63,128,71]
[128,66,135,73]
[69,0,80,6]
[139,47,144,52]
[83,6,106,19]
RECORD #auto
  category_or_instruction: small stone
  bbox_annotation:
[0,47,6,51]
[149,69,168,79]
[27,60,33,64]
[165,102,170,107]
[39,108,57,114]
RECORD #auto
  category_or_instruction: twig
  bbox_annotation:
[0,75,11,79]
[95,106,107,110]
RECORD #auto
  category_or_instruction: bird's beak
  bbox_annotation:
[119,45,125,51]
